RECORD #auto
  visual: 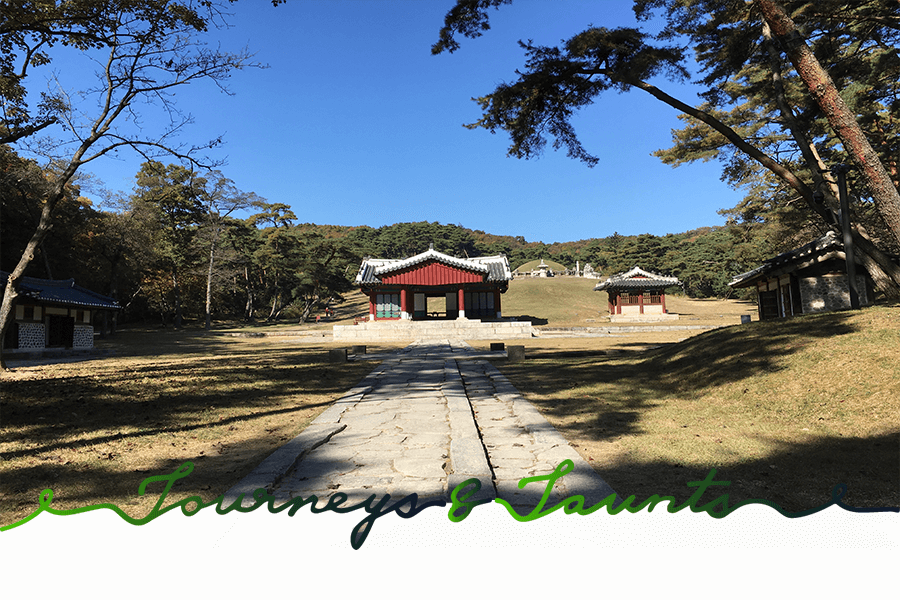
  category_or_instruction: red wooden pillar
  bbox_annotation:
[458,287,466,318]
[400,287,408,319]
[368,292,376,320]
[661,292,667,314]
[494,289,502,317]
[638,291,644,314]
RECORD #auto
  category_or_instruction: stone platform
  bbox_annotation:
[609,313,680,323]
[333,318,534,341]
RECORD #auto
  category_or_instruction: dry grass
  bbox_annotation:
[499,276,758,328]
[485,304,900,512]
[3,287,896,525]
[0,329,401,527]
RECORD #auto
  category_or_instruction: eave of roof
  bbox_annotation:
[729,231,844,288]
[375,249,488,276]
[1,272,121,309]
[593,266,680,291]
[355,250,511,285]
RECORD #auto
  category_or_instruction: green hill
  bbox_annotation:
[514,258,569,272]
[501,276,606,326]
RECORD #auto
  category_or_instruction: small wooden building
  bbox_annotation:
[728,231,874,320]
[594,267,680,321]
[1,272,120,353]
[354,248,511,321]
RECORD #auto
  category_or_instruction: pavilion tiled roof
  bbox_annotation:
[728,231,847,288]
[355,249,511,285]
[1,272,120,310]
[593,266,680,291]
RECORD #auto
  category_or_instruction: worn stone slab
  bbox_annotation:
[222,423,346,507]
[235,338,618,515]
[393,457,447,479]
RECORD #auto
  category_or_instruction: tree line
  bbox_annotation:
[2,143,798,333]
[3,0,897,360]
[434,0,900,298]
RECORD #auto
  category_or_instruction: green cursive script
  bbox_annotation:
[448,459,897,522]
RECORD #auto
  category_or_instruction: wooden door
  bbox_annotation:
[47,315,74,347]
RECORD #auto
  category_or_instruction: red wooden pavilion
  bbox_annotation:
[354,248,512,321]
[594,266,680,317]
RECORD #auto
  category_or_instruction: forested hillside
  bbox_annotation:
[3,146,811,328]
[4,1,898,335]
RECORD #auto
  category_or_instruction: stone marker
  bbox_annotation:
[741,314,751,324]
[351,345,366,355]
[490,342,505,351]
[328,348,347,363]
[507,345,525,362]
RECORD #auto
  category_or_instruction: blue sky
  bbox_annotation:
[50,1,746,244]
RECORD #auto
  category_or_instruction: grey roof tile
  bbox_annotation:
[593,266,680,291]
[1,272,120,309]
[728,231,845,288]
[354,250,511,285]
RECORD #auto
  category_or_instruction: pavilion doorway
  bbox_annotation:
[414,293,458,320]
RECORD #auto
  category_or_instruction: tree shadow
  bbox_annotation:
[490,309,899,510]
[588,431,898,512]
[508,314,549,325]
[500,311,861,441]
[1,333,384,525]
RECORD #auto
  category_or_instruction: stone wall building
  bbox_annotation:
[728,231,876,320]
[1,272,120,355]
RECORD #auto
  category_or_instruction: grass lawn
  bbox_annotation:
[499,275,758,328]
[240,274,757,331]
[3,278,896,525]
[514,258,568,273]
[480,304,900,512]
[0,329,402,527]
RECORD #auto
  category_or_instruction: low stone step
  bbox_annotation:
[333,320,534,341]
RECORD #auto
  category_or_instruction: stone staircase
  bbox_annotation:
[332,319,534,341]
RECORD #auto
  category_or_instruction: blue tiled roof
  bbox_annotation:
[1,272,120,310]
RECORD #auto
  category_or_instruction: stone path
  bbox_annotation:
[224,340,616,512]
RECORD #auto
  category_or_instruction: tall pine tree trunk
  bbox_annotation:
[618,75,900,298]
[243,266,254,321]
[205,240,215,331]
[172,269,183,329]
[756,0,900,248]
[761,20,900,299]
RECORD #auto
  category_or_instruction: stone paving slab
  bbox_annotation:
[224,338,617,513]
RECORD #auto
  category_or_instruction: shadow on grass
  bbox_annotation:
[586,430,898,512]
[1,331,385,525]
[492,309,900,510]
[3,344,365,445]
[513,310,858,409]
[505,312,860,422]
